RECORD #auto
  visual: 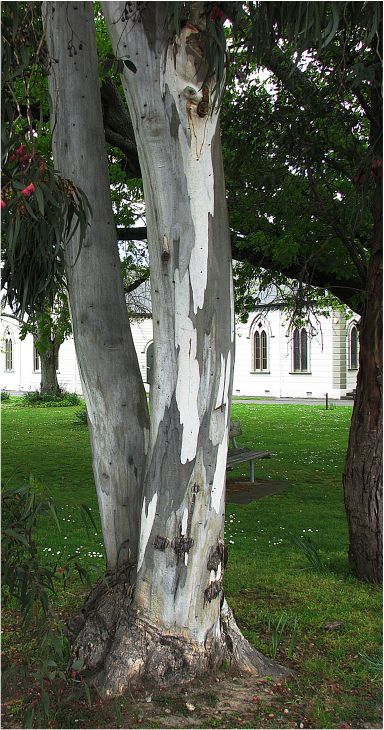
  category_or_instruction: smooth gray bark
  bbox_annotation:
[44,1,149,571]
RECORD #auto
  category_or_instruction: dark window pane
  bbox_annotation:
[350,326,358,369]
[261,330,268,370]
[254,332,260,370]
[301,329,308,370]
[146,342,154,384]
[5,339,13,371]
[293,328,300,371]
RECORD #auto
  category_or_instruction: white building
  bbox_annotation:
[1,305,359,399]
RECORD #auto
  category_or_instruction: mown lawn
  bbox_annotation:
[1,400,382,729]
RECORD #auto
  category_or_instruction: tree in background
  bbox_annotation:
[20,292,72,396]
[220,1,382,583]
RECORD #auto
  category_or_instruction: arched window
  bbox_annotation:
[253,324,268,372]
[293,328,309,372]
[4,333,13,372]
[33,342,41,372]
[349,325,359,370]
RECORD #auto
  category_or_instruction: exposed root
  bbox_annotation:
[220,599,288,678]
[68,576,289,699]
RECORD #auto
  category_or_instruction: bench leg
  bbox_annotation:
[250,460,255,482]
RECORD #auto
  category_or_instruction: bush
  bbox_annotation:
[1,390,11,402]
[2,477,93,727]
[74,406,88,425]
[22,390,81,407]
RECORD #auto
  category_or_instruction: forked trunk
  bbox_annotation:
[79,0,282,695]
[44,1,149,571]
[45,0,284,697]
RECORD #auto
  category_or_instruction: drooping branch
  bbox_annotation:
[231,236,364,314]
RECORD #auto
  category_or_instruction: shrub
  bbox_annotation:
[2,477,93,727]
[1,390,11,402]
[74,406,88,425]
[22,390,81,407]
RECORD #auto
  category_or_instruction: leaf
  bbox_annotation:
[72,657,84,672]
[79,504,97,532]
[35,185,45,216]
[123,59,137,73]
[23,706,35,729]
[49,501,61,532]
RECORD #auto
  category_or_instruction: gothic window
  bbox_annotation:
[33,342,41,372]
[293,327,309,371]
[253,323,268,371]
[349,325,359,370]
[5,333,13,372]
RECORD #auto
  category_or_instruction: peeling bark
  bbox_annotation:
[45,0,286,696]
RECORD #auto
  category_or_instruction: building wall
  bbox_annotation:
[1,310,358,399]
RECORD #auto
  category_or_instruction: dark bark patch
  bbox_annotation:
[207,540,227,572]
[153,535,170,551]
[204,580,222,604]
[171,535,194,562]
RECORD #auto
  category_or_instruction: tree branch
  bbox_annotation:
[124,271,150,294]
[117,226,147,241]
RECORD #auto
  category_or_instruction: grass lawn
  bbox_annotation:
[1,400,382,729]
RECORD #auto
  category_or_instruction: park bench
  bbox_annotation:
[227,420,271,482]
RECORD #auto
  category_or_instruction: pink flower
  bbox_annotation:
[1,200,6,209]
[15,144,27,157]
[21,182,36,197]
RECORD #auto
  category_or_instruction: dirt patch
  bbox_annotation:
[96,672,298,729]
[226,478,290,504]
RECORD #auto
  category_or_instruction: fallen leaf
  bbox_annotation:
[186,702,195,712]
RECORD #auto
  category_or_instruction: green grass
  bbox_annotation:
[1,402,382,728]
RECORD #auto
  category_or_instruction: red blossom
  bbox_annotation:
[1,200,6,209]
[21,182,36,197]
[15,144,27,157]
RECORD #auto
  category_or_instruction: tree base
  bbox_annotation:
[68,572,288,699]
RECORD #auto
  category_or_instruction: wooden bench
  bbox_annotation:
[227,420,271,482]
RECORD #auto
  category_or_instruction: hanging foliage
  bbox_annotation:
[1,143,91,316]
[1,1,92,316]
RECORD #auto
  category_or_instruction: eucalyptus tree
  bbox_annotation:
[43,1,278,697]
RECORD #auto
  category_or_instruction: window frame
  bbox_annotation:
[251,320,270,373]
[348,324,359,371]
[292,327,310,373]
[5,335,13,372]
[33,342,41,373]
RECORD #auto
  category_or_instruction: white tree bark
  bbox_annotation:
[102,0,235,675]
[43,1,149,571]
[43,0,285,696]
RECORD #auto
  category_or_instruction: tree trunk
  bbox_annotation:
[39,340,61,396]
[343,251,382,583]
[343,30,383,585]
[44,1,149,571]
[70,0,282,697]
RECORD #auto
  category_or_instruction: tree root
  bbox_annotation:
[68,575,289,699]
